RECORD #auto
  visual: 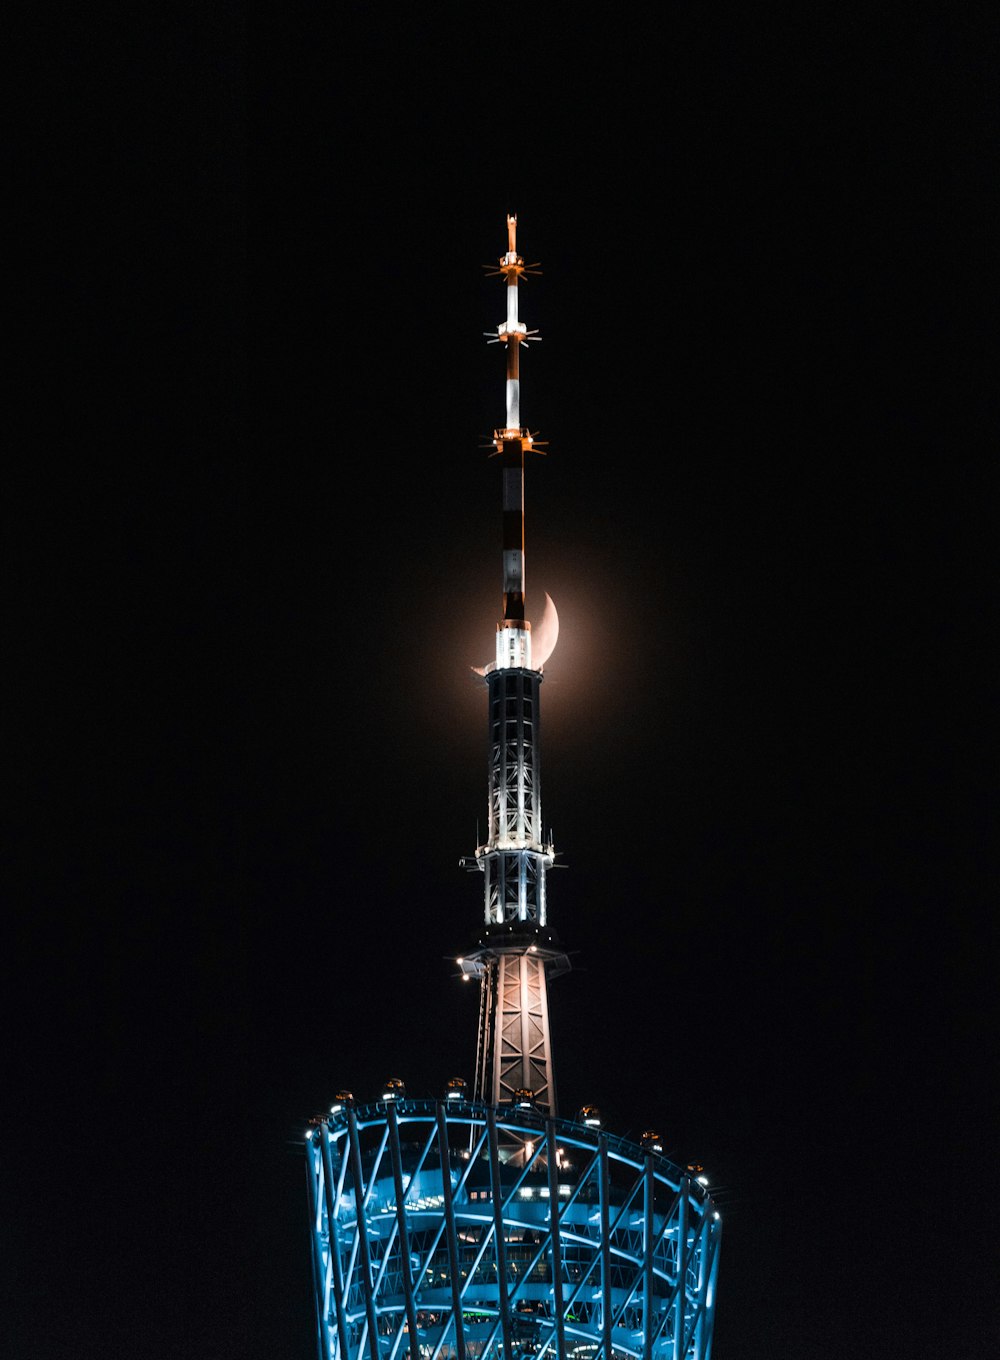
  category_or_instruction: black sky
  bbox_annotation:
[6,6,996,1359]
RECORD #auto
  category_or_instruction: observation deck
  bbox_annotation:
[305,1099,721,1360]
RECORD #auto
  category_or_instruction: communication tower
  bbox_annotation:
[305,217,722,1359]
[456,213,568,1121]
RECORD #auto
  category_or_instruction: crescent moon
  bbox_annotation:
[530,592,559,670]
[471,592,559,675]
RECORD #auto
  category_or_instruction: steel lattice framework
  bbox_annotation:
[481,669,550,926]
[306,1100,721,1360]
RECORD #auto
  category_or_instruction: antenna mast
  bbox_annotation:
[484,213,544,667]
[461,216,567,1134]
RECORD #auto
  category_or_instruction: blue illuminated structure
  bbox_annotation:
[305,218,721,1357]
[306,1098,721,1360]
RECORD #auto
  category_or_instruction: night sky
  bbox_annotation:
[8,8,995,1359]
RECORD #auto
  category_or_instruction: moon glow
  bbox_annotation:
[530,592,559,670]
[471,592,559,675]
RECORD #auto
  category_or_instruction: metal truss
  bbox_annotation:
[487,670,541,852]
[481,847,550,927]
[473,953,555,1110]
[475,668,553,927]
[306,1100,721,1360]
[461,663,566,1118]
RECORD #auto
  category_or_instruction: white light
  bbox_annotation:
[697,1176,709,1186]
[714,1211,721,1221]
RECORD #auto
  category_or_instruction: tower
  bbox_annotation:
[457,213,569,1119]
[304,216,722,1360]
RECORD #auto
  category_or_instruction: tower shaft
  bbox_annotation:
[461,216,567,1125]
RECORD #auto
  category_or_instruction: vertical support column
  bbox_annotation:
[643,1154,655,1360]
[435,1103,468,1360]
[486,1108,515,1360]
[347,1108,382,1360]
[387,1106,421,1359]
[703,1221,722,1360]
[599,1136,613,1360]
[545,1120,567,1360]
[674,1176,690,1360]
[519,675,528,849]
[692,1216,711,1360]
[474,959,495,1106]
[320,1132,353,1360]
[306,1151,329,1360]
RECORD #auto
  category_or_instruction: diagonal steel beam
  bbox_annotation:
[396,1115,438,1208]
[600,1136,613,1360]
[387,1106,421,1360]
[432,1102,468,1360]
[702,1219,722,1360]
[486,1108,515,1360]
[546,1119,567,1360]
[362,1123,390,1214]
[673,1176,689,1360]
[347,1107,382,1360]
[320,1131,354,1360]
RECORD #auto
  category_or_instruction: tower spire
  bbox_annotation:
[483,212,543,667]
[498,212,529,435]
[461,216,567,1133]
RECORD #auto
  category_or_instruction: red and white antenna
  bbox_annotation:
[483,215,544,670]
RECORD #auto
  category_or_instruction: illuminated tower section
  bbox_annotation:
[303,215,723,1360]
[459,215,569,1117]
